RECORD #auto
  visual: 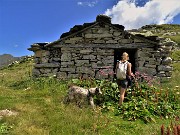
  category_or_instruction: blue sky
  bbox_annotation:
[0,0,180,57]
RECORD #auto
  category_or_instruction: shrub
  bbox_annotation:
[71,72,179,123]
[114,72,179,122]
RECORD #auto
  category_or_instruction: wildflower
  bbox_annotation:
[161,125,164,135]
[24,87,31,91]
[109,71,115,75]
[49,74,57,79]
[98,66,114,76]
[166,127,170,135]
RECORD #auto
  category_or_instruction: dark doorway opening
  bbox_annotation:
[114,49,137,74]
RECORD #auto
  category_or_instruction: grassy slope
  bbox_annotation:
[141,24,180,46]
[0,55,179,134]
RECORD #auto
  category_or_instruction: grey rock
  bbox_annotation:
[61,53,71,61]
[34,63,60,68]
[162,57,172,65]
[158,65,173,71]
[75,60,89,66]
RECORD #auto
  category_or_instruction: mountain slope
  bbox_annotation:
[0,54,20,68]
[128,24,180,47]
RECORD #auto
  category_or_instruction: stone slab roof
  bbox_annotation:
[28,15,164,52]
[44,15,161,48]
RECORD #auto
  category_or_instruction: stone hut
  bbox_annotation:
[28,15,176,82]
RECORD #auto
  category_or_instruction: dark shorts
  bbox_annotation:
[116,79,128,89]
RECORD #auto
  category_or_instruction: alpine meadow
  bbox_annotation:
[0,24,180,135]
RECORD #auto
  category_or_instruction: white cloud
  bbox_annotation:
[105,0,180,30]
[14,44,19,48]
[77,0,98,7]
[77,2,83,6]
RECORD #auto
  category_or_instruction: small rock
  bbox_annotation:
[0,109,18,117]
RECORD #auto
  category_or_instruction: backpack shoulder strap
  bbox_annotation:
[116,61,120,69]
[125,61,128,64]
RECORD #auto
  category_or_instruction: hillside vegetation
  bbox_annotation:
[0,50,179,134]
[130,24,180,47]
[0,54,20,68]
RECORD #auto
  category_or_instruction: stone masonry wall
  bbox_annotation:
[32,42,174,82]
[136,38,174,82]
[57,47,114,79]
[32,48,61,77]
[30,37,175,82]
[156,38,174,82]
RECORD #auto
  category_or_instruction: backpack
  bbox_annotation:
[116,61,128,80]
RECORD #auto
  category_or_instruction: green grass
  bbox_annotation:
[163,35,180,47]
[172,50,180,61]
[0,56,179,135]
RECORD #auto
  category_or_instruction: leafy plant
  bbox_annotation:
[115,72,179,122]
[0,123,13,134]
[71,72,179,123]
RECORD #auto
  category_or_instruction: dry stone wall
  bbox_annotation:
[31,39,175,82]
[31,47,114,80]
[156,38,174,82]
[60,24,144,46]
[32,48,61,77]
[57,47,114,79]
[135,38,175,82]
